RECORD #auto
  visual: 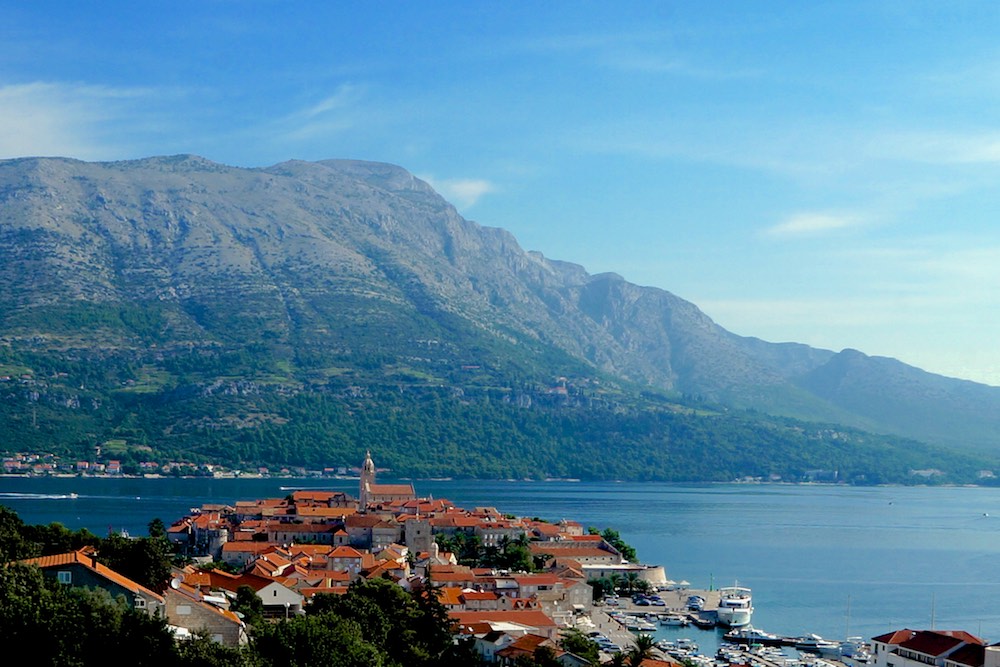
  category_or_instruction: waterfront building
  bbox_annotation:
[871,629,988,667]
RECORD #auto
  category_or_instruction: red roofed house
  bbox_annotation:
[221,541,273,569]
[176,566,304,620]
[450,610,560,639]
[871,629,987,667]
[20,547,164,616]
[164,576,248,646]
[494,632,591,666]
[462,590,502,610]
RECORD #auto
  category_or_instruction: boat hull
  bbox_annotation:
[716,608,753,627]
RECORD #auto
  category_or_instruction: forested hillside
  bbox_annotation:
[1,155,998,483]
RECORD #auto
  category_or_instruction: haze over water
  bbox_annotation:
[4,477,1000,645]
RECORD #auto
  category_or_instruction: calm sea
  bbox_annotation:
[4,476,1000,649]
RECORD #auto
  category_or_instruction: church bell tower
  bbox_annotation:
[359,450,376,510]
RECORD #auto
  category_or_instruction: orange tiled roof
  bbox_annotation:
[450,609,556,629]
[221,542,273,555]
[873,629,917,645]
[461,591,498,601]
[20,549,165,603]
[514,574,560,586]
[435,586,465,606]
[328,546,364,559]
[301,584,349,597]
[530,545,614,558]
[295,507,353,518]
[497,633,551,657]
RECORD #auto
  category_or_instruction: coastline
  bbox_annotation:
[0,471,991,488]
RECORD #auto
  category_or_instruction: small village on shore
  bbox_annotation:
[17,452,1000,667]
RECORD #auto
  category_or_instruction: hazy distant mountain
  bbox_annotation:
[0,155,997,479]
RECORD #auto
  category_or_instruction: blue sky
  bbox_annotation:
[4,2,1000,384]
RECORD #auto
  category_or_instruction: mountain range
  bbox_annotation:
[1,155,997,482]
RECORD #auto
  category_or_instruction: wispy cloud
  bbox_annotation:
[420,175,496,209]
[0,82,155,160]
[600,51,763,80]
[274,84,369,142]
[879,130,1000,165]
[764,211,865,237]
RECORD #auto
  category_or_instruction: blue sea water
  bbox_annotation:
[4,476,1000,647]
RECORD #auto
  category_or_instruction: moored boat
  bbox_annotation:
[715,586,754,627]
[691,613,717,628]
[661,613,690,626]
[795,634,842,657]
[724,625,784,646]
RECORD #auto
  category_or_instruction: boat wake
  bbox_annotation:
[0,492,81,500]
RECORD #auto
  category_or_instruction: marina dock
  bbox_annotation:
[593,586,864,667]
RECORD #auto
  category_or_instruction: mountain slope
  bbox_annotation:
[0,155,997,479]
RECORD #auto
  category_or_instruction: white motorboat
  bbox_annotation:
[795,634,842,657]
[724,624,782,646]
[661,613,689,626]
[715,586,754,627]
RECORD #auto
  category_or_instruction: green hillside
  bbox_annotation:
[1,155,998,483]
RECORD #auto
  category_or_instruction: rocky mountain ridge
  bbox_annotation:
[1,155,998,476]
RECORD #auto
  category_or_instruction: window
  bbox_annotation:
[135,597,147,609]
[57,571,71,584]
[176,604,191,615]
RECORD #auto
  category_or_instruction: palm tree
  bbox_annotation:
[606,652,629,667]
[628,633,657,667]
[623,571,639,595]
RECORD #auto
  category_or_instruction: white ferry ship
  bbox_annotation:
[715,585,754,627]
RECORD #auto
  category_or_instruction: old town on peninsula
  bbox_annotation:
[18,451,998,667]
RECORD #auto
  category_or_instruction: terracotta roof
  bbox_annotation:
[169,580,244,626]
[291,491,342,503]
[530,545,614,559]
[369,483,415,495]
[899,632,965,657]
[436,587,465,606]
[345,515,383,528]
[450,610,556,630]
[514,574,560,586]
[221,542,273,555]
[301,585,349,597]
[873,629,917,645]
[429,571,478,583]
[936,631,987,646]
[20,549,165,603]
[456,621,495,635]
[462,591,499,601]
[297,570,351,583]
[294,507,352,518]
[430,516,480,528]
[328,546,365,559]
[271,523,340,534]
[288,544,338,557]
[496,633,552,658]
[947,643,986,667]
